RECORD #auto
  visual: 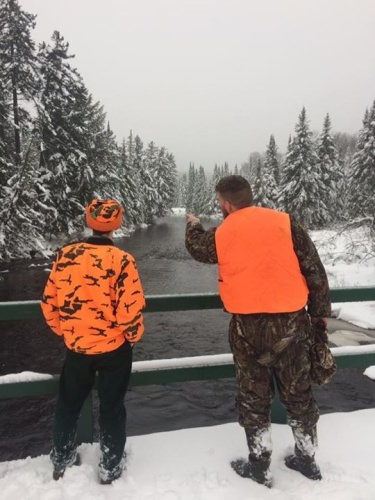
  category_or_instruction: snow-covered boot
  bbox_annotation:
[52,453,81,480]
[284,453,322,480]
[231,456,272,488]
[98,453,126,485]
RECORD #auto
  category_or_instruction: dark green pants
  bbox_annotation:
[229,309,319,461]
[51,342,132,474]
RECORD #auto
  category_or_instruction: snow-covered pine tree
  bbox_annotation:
[221,162,230,177]
[0,83,13,188]
[73,94,106,206]
[262,134,280,208]
[153,147,177,217]
[0,0,45,258]
[36,31,121,235]
[0,0,38,166]
[192,165,210,215]
[278,107,324,228]
[333,131,357,219]
[333,131,357,174]
[117,138,140,227]
[185,163,196,213]
[206,164,222,214]
[176,173,187,208]
[316,113,342,223]
[137,138,159,224]
[0,137,45,259]
[348,101,375,218]
[240,162,251,182]
[252,158,271,207]
[91,121,122,203]
[36,31,92,235]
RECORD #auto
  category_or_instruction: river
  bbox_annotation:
[0,214,374,461]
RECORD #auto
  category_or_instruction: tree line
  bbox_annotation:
[177,103,375,230]
[2,0,374,260]
[0,0,177,259]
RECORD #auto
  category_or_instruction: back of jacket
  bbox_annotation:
[41,238,145,354]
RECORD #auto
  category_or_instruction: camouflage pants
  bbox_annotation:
[229,309,319,461]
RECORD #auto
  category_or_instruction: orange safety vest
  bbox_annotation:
[215,206,308,314]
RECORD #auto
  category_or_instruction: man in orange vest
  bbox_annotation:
[41,199,145,484]
[185,175,331,488]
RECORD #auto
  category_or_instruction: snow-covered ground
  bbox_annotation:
[0,410,374,499]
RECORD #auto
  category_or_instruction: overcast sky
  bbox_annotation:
[22,0,375,172]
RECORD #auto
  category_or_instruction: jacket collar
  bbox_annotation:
[86,236,115,246]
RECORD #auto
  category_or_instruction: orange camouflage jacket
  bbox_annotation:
[41,237,145,354]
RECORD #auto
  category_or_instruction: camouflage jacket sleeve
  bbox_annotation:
[290,217,331,318]
[185,222,218,264]
[41,256,63,336]
[115,254,146,343]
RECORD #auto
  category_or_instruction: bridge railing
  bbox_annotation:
[1,287,375,443]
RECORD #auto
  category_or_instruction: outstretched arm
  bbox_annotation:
[185,214,219,264]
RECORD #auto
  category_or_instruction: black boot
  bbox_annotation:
[98,453,126,485]
[52,453,81,480]
[285,454,322,480]
[231,457,272,488]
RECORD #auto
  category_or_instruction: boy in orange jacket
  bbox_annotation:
[42,199,145,484]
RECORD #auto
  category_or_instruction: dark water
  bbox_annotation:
[0,215,374,461]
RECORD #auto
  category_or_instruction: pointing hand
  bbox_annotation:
[186,213,201,225]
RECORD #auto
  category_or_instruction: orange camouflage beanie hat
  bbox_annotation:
[85,199,124,232]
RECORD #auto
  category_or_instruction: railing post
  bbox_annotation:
[77,393,94,443]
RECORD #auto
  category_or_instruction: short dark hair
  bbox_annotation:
[215,175,253,208]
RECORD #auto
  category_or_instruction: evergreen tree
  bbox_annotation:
[252,158,271,206]
[36,31,120,234]
[221,162,230,177]
[176,173,187,207]
[278,107,324,228]
[136,137,158,224]
[185,163,196,213]
[118,137,140,227]
[0,0,38,165]
[125,130,144,226]
[91,121,122,202]
[240,162,251,182]
[0,83,13,187]
[0,0,43,258]
[316,113,342,223]
[348,102,375,218]
[333,131,357,171]
[36,31,91,234]
[163,150,178,210]
[192,165,210,215]
[262,135,280,208]
[148,146,177,218]
[206,164,222,214]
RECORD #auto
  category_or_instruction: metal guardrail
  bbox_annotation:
[1,287,375,443]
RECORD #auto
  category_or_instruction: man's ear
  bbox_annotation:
[225,200,236,214]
